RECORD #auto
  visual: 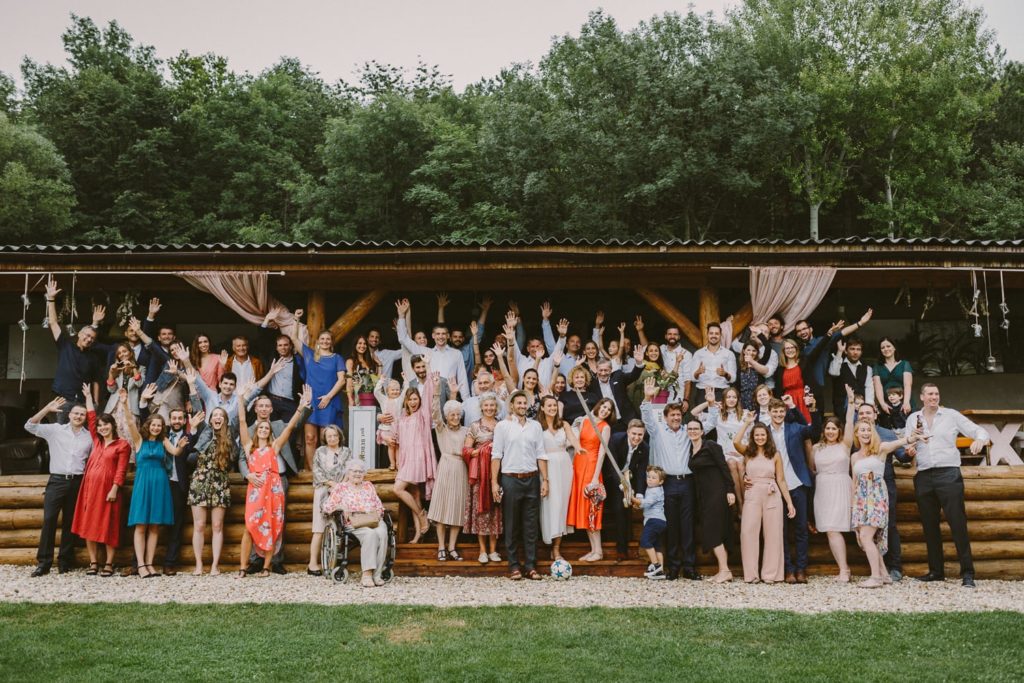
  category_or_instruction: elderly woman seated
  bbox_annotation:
[322,459,389,587]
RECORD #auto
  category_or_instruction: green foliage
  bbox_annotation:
[0,113,75,242]
[3,9,1020,244]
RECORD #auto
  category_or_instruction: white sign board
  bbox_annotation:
[348,406,378,469]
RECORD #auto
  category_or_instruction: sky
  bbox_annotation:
[1,0,1022,90]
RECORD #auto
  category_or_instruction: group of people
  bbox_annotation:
[27,283,991,588]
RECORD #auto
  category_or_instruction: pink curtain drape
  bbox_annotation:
[749,266,836,334]
[178,271,308,346]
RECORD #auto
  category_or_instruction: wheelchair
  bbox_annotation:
[320,510,397,584]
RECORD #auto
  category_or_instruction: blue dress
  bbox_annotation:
[127,440,174,526]
[302,344,345,428]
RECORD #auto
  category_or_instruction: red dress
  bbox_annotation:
[781,366,811,423]
[566,419,606,531]
[244,446,285,555]
[71,411,131,546]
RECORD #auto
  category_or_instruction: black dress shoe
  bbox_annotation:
[57,565,72,574]
[915,572,946,583]
[962,574,976,588]
[246,561,264,575]
[665,571,679,581]
[307,569,323,577]
[30,566,50,578]
[270,563,287,575]
[683,569,701,581]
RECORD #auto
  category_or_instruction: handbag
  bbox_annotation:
[348,511,380,529]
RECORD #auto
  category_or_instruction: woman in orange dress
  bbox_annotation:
[566,398,613,562]
[236,385,311,578]
[72,388,131,577]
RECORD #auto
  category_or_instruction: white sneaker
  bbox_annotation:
[488,552,501,562]
[647,569,666,581]
[478,553,489,564]
[645,563,664,578]
[645,563,656,575]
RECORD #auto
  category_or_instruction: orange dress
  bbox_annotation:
[244,446,285,555]
[566,419,606,531]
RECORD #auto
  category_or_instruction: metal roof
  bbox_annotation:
[0,236,1020,253]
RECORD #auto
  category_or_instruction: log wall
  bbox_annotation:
[1,467,1021,578]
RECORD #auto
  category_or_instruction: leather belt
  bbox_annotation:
[503,471,538,479]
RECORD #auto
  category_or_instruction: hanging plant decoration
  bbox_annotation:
[919,288,936,320]
[116,290,140,328]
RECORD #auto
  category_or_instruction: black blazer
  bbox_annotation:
[559,388,598,425]
[605,431,650,496]
[592,364,643,426]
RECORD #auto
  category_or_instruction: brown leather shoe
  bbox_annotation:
[785,573,797,584]
[163,567,178,576]
[121,566,139,577]
[795,571,808,584]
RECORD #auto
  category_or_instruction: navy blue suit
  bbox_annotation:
[781,407,820,574]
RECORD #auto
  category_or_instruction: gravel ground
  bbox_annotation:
[2,566,1022,613]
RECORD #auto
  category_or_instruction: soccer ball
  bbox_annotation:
[550,559,572,580]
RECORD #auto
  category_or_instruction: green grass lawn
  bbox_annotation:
[1,604,1021,682]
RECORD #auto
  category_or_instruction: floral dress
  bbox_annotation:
[187,432,235,509]
[244,445,286,555]
[462,420,502,535]
[851,454,888,555]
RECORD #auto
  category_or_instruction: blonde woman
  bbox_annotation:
[309,425,350,575]
[850,419,918,588]
[428,376,470,561]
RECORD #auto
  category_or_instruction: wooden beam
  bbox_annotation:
[306,290,326,339]
[635,288,703,348]
[698,286,720,345]
[328,289,388,343]
[729,301,753,337]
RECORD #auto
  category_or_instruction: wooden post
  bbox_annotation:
[306,290,326,339]
[698,286,720,346]
[328,290,388,343]
[635,288,703,348]
[729,301,753,337]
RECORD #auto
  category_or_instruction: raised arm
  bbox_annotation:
[541,302,556,354]
[237,390,252,453]
[633,315,649,348]
[840,308,873,338]
[733,412,754,456]
[436,292,449,324]
[125,398,143,451]
[272,385,312,452]
[395,298,428,355]
[43,276,62,341]
[842,386,856,449]
[492,342,516,393]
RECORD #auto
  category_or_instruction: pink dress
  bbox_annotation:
[199,354,224,393]
[394,379,436,499]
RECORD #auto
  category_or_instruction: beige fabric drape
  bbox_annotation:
[749,267,836,333]
[178,271,309,346]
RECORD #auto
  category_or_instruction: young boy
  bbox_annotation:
[880,387,908,432]
[632,465,667,580]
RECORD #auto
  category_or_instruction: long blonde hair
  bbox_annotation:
[854,419,882,456]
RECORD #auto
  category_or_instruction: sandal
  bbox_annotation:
[509,569,523,581]
[142,565,160,579]
[100,563,114,577]
[85,562,99,576]
[256,569,271,578]
[447,549,463,562]
[525,569,543,581]
[437,549,448,561]
[235,569,248,579]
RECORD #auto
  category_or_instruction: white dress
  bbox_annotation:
[700,407,745,463]
[540,427,574,544]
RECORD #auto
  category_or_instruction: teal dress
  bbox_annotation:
[127,440,174,526]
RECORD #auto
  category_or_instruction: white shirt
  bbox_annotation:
[374,347,403,379]
[770,423,801,490]
[492,418,545,474]
[595,379,620,418]
[267,356,294,399]
[908,408,989,470]
[661,344,692,399]
[828,355,875,405]
[23,421,93,475]
[690,345,737,390]
[231,357,255,389]
[397,318,470,398]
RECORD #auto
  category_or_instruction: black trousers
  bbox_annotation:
[914,467,974,576]
[248,474,289,567]
[37,474,82,568]
[662,475,696,574]
[501,474,540,572]
[163,484,188,568]
[883,476,902,571]
[603,476,632,554]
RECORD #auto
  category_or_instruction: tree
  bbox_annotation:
[0,113,76,242]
